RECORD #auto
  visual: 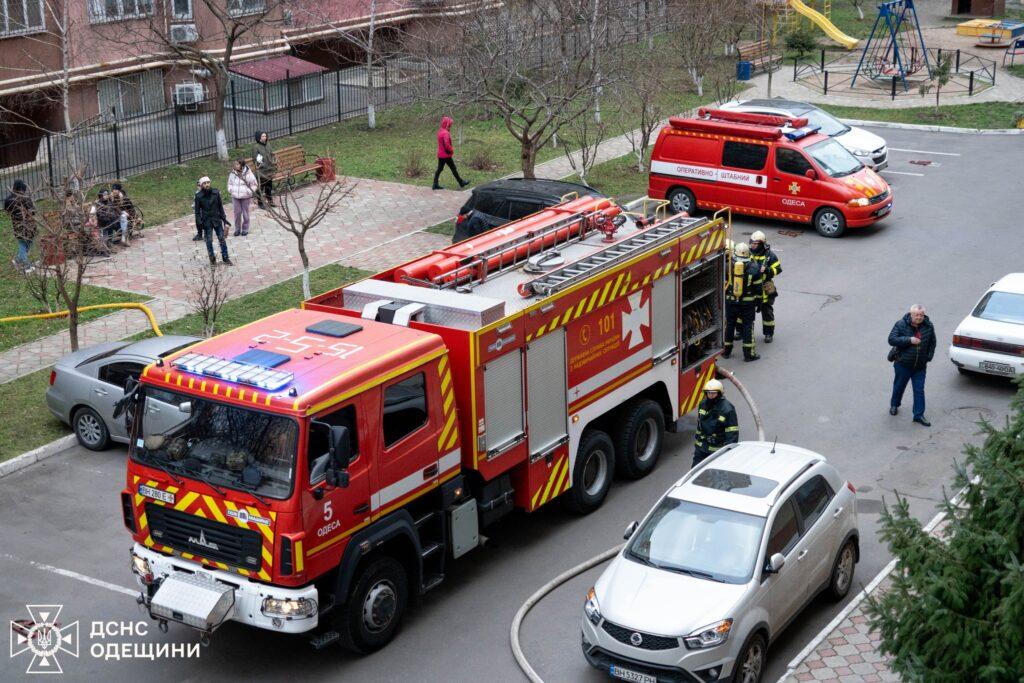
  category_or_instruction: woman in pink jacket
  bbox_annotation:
[432,115,469,190]
[226,159,258,236]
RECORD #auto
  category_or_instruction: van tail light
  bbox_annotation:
[846,481,856,494]
[49,370,56,386]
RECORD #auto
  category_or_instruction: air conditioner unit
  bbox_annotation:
[170,23,199,44]
[174,82,204,109]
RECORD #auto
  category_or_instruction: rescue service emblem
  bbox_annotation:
[788,181,801,195]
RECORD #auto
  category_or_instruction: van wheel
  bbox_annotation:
[733,632,767,683]
[667,187,696,215]
[336,556,408,654]
[827,540,857,601]
[613,399,665,480]
[814,207,846,237]
[74,407,111,451]
[563,430,614,514]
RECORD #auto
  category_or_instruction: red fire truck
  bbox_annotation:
[122,196,729,652]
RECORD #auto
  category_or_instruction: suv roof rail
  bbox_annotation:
[770,460,821,506]
[676,442,742,487]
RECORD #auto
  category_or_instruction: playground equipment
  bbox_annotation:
[788,0,859,49]
[852,0,932,90]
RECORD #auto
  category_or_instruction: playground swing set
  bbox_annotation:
[852,0,932,90]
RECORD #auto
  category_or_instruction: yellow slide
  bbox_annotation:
[788,0,860,50]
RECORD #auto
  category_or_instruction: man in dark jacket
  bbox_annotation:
[93,189,121,249]
[693,378,739,466]
[4,179,36,271]
[194,176,232,266]
[749,230,782,343]
[252,131,276,208]
[888,304,935,426]
[723,242,761,362]
[111,183,142,245]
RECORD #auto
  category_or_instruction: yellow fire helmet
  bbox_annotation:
[733,241,750,258]
[750,230,766,243]
[704,378,724,393]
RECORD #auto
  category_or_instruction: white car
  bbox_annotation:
[950,273,1024,378]
[582,442,859,683]
[720,99,888,171]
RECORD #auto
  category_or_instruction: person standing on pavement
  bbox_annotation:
[723,241,761,362]
[888,304,935,426]
[194,176,232,266]
[4,179,36,272]
[432,116,469,190]
[693,379,739,466]
[93,189,121,249]
[749,230,781,343]
[111,183,141,246]
[227,159,258,236]
[252,131,276,208]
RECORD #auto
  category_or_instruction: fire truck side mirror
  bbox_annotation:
[804,169,818,181]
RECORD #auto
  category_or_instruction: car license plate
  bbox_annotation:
[609,665,657,683]
[981,361,1015,376]
[877,203,891,216]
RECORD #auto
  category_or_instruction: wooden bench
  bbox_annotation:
[245,144,320,189]
[737,39,783,74]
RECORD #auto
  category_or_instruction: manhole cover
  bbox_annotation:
[946,406,997,422]
[909,159,934,166]
[777,229,801,237]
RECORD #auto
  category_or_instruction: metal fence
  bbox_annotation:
[0,57,430,196]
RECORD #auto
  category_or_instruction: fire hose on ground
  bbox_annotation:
[0,302,163,337]
[510,366,765,683]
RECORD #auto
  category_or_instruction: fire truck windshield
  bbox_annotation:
[131,387,298,500]
[806,138,862,178]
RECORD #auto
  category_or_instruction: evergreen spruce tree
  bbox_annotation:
[866,382,1024,682]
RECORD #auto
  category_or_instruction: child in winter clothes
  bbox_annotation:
[433,116,469,190]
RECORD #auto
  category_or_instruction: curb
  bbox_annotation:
[0,434,75,480]
[840,118,1024,135]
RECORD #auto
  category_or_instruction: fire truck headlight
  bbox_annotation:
[130,552,153,584]
[262,597,317,619]
[846,197,870,207]
[584,587,602,625]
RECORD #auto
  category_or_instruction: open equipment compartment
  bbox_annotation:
[679,252,725,370]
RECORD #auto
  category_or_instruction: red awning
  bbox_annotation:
[229,55,327,83]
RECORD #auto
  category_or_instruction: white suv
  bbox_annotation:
[581,442,859,683]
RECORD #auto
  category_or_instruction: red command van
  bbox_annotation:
[648,109,893,237]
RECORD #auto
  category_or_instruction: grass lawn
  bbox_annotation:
[567,153,651,204]
[1007,64,1024,80]
[0,262,370,463]
[822,102,1022,129]
[425,219,456,237]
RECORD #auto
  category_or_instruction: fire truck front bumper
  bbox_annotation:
[131,544,319,635]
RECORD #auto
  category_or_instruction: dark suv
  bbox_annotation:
[453,178,605,243]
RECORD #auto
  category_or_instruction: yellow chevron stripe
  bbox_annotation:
[443,389,454,415]
[222,500,249,527]
[585,288,601,313]
[262,545,273,567]
[438,355,448,375]
[174,491,198,511]
[138,512,147,530]
[294,540,304,573]
[166,485,179,494]
[597,278,614,307]
[653,265,663,279]
[541,458,568,505]
[535,321,548,338]
[574,297,587,319]
[642,275,651,287]
[712,229,724,249]
[609,272,627,300]
[440,370,451,394]
[684,367,706,414]
[203,495,227,523]
[249,506,274,542]
[445,426,458,451]
[531,481,544,508]
[554,458,571,495]
[560,308,573,326]
[194,508,207,518]
[258,569,271,581]
[437,410,457,450]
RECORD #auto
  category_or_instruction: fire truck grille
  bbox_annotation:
[146,503,263,571]
[602,621,680,651]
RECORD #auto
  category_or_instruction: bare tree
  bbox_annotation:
[559,95,610,186]
[611,51,669,172]
[187,259,233,337]
[719,0,753,56]
[414,0,619,178]
[669,0,724,97]
[708,58,741,105]
[264,179,355,298]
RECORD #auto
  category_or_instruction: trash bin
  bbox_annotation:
[316,157,337,183]
[736,60,753,81]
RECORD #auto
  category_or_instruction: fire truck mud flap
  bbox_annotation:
[149,571,235,635]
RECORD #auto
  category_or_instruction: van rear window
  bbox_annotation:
[722,142,768,171]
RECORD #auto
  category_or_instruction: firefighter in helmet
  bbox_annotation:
[749,230,782,343]
[693,378,739,466]
[723,241,761,362]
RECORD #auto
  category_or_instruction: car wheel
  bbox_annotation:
[336,556,408,654]
[613,399,665,480]
[563,430,614,514]
[667,187,696,215]
[73,406,111,451]
[827,539,857,601]
[733,632,767,683]
[814,207,846,238]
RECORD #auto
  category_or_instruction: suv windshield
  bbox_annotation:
[972,290,1024,325]
[802,108,849,137]
[131,388,297,500]
[627,498,766,584]
[807,139,862,178]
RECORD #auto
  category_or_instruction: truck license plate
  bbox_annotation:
[981,360,1015,376]
[609,665,657,683]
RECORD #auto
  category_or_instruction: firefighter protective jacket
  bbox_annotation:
[751,245,781,300]
[694,396,739,453]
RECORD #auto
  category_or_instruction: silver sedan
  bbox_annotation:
[46,335,201,450]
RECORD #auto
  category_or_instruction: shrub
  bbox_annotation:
[466,146,499,171]
[402,151,426,178]
[785,27,818,59]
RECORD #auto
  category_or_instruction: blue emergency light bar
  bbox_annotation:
[783,125,820,141]
[172,352,294,392]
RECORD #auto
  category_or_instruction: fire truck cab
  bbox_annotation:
[123,196,730,653]
[648,109,893,237]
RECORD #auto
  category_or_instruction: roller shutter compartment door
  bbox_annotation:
[526,328,567,459]
[483,349,524,458]
[651,274,677,359]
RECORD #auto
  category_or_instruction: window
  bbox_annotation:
[471,194,509,219]
[793,476,833,530]
[171,0,191,19]
[722,141,768,171]
[147,387,188,406]
[1,0,44,37]
[806,138,862,178]
[308,404,359,484]
[692,469,779,498]
[89,0,153,23]
[775,148,814,177]
[383,373,428,448]
[97,70,165,120]
[98,361,145,390]
[972,290,1024,326]
[227,0,265,17]
[766,498,800,557]
[508,200,542,221]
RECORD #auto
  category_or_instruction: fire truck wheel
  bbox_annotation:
[73,406,111,451]
[336,556,408,654]
[667,187,696,215]
[563,430,614,514]
[613,399,665,480]
[813,207,846,238]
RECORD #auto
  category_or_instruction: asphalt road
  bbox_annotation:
[1,126,1019,682]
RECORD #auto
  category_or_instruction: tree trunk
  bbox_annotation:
[520,141,538,179]
[856,4,864,20]
[298,235,311,299]
[212,75,229,161]
[68,308,79,351]
[367,0,377,129]
[767,67,774,99]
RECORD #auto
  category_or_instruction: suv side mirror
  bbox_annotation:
[804,169,818,181]
[623,520,639,540]
[765,552,786,575]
